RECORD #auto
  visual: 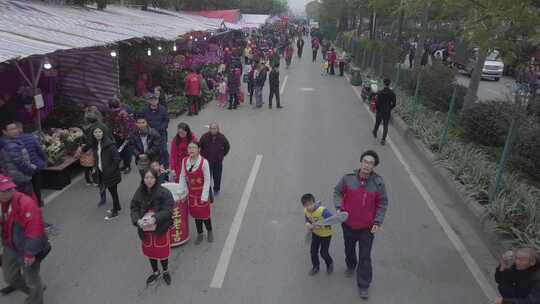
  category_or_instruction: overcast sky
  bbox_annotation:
[288,0,309,13]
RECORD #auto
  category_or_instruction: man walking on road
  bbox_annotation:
[372,78,397,145]
[254,63,268,108]
[199,123,230,195]
[334,150,389,300]
[297,37,305,58]
[0,175,49,304]
[312,38,320,62]
[1,122,36,196]
[269,65,282,109]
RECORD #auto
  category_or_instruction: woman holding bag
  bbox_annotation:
[178,142,213,244]
[169,123,197,182]
[130,169,174,285]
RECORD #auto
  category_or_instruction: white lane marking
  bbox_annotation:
[280,75,289,95]
[210,154,263,288]
[43,173,85,206]
[345,74,498,301]
[300,88,315,91]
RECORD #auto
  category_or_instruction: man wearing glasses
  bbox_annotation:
[333,150,389,300]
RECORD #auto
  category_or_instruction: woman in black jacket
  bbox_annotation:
[86,127,122,220]
[130,169,174,285]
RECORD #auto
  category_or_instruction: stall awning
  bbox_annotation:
[0,1,223,63]
[186,9,241,24]
[239,14,270,29]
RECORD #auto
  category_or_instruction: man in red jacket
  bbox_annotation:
[185,68,201,116]
[333,151,389,300]
[0,175,48,304]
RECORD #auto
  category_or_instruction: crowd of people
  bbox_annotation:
[1,20,539,304]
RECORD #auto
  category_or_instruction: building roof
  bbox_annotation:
[0,1,223,63]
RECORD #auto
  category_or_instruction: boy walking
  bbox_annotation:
[302,193,334,276]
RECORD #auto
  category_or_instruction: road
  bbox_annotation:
[3,49,500,304]
[456,74,514,101]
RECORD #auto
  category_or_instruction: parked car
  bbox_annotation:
[455,47,505,81]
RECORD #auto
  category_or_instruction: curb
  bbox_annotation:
[390,111,514,257]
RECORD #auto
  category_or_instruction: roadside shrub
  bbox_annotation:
[512,119,540,180]
[400,64,466,112]
[461,101,514,146]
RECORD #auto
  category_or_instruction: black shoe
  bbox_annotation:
[327,263,334,274]
[359,288,369,300]
[345,268,355,278]
[269,105,272,109]
[104,212,119,221]
[308,267,320,276]
[381,139,386,145]
[372,130,377,138]
[195,112,199,115]
[227,107,233,110]
[277,105,283,108]
[0,285,16,295]
[188,113,193,116]
[146,272,160,285]
[162,271,171,285]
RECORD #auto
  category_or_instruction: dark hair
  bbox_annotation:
[301,193,315,206]
[141,168,160,193]
[108,100,120,109]
[360,150,380,166]
[135,113,146,121]
[1,120,16,130]
[175,122,193,148]
[383,78,391,86]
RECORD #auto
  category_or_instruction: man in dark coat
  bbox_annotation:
[227,67,240,110]
[254,63,268,108]
[199,123,230,195]
[269,65,282,109]
[372,79,397,145]
[130,116,162,178]
[297,37,305,58]
[15,123,47,207]
[1,121,36,196]
[143,95,169,169]
[495,247,540,304]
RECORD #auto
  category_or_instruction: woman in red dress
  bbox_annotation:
[130,169,174,285]
[178,142,213,244]
[170,123,197,182]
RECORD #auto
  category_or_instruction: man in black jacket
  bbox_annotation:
[495,247,540,304]
[269,65,282,109]
[199,123,230,195]
[372,78,397,145]
[130,116,162,178]
[254,63,268,108]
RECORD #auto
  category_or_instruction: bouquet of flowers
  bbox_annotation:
[41,127,84,166]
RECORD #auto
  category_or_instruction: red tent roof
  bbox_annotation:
[186,9,241,24]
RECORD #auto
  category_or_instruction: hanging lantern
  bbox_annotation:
[43,57,52,70]
[147,49,152,56]
[110,50,117,57]
[158,46,163,51]
[173,45,177,51]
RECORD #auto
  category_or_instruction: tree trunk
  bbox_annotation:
[97,0,106,10]
[414,1,430,68]
[463,49,488,110]
[397,6,405,42]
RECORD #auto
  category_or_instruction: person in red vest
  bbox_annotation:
[178,142,213,245]
[184,68,201,116]
[0,175,50,303]
[333,151,389,300]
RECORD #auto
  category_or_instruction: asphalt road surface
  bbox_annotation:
[3,50,501,304]
[456,74,515,101]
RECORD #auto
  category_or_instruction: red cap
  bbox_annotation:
[0,175,16,192]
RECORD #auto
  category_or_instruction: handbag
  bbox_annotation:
[79,150,95,167]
